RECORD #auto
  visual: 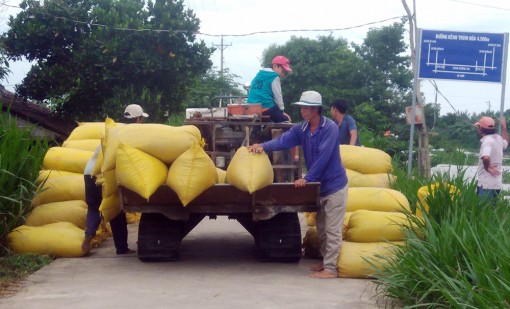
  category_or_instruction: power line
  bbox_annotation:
[199,16,404,37]
[212,35,231,77]
[450,0,510,11]
[0,3,405,37]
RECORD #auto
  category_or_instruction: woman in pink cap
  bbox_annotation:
[247,55,292,123]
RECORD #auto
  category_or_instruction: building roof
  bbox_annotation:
[0,88,75,142]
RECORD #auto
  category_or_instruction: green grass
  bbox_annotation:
[0,108,53,297]
[372,163,510,308]
[0,109,49,255]
[0,253,52,297]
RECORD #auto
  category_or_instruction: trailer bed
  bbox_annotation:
[119,182,320,221]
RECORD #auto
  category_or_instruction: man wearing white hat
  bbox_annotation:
[248,90,348,278]
[82,104,149,255]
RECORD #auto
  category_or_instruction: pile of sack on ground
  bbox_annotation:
[7,119,276,258]
[303,145,411,278]
[8,122,108,257]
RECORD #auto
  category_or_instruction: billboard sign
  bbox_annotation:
[418,29,506,83]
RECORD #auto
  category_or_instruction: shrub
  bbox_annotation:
[0,111,49,255]
[374,167,510,308]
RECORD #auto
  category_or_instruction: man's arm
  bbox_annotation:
[482,155,501,176]
[271,78,284,111]
[500,117,508,144]
[349,129,358,145]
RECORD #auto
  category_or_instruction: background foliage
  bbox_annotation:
[0,109,48,255]
[2,0,213,122]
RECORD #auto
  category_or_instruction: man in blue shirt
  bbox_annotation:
[331,98,361,145]
[248,90,348,278]
[247,55,292,123]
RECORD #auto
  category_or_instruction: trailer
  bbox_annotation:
[119,96,320,262]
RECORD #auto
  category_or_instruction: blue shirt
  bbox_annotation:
[261,116,348,197]
[336,115,360,145]
[247,69,279,109]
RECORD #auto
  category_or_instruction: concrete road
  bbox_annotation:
[0,214,383,309]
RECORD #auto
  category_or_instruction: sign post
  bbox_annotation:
[408,29,508,176]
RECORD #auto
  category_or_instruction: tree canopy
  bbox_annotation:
[2,0,213,122]
[258,21,414,138]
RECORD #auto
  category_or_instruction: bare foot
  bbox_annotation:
[309,263,324,272]
[309,270,337,279]
[81,236,93,255]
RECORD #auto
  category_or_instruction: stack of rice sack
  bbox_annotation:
[341,145,396,188]
[99,121,274,212]
[99,119,209,218]
[303,145,410,278]
[101,119,274,211]
[8,122,105,257]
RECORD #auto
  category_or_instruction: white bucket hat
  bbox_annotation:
[124,104,149,118]
[292,91,322,106]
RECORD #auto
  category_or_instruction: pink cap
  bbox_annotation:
[474,116,495,129]
[272,55,292,72]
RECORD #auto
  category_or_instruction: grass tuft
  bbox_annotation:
[373,162,510,308]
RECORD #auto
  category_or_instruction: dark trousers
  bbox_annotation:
[476,186,501,207]
[262,105,289,123]
[84,175,129,253]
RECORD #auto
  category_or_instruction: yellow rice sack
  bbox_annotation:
[340,145,392,174]
[102,124,202,172]
[337,241,403,278]
[348,173,396,188]
[101,169,118,198]
[116,144,168,200]
[216,167,227,184]
[32,175,85,207]
[302,222,350,259]
[345,168,361,179]
[99,193,121,222]
[167,142,218,206]
[67,122,106,140]
[347,187,410,213]
[126,212,141,224]
[226,147,274,193]
[345,210,408,242]
[36,170,83,184]
[8,222,86,257]
[302,227,321,259]
[25,200,87,229]
[62,139,101,152]
[42,147,94,174]
[417,182,458,216]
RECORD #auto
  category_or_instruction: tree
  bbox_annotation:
[2,0,213,122]
[257,22,413,139]
[352,20,413,133]
[260,35,366,121]
[184,68,243,108]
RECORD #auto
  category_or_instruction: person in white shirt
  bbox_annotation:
[81,104,148,255]
[474,116,508,202]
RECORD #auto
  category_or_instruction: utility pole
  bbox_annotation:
[403,0,431,178]
[213,35,232,79]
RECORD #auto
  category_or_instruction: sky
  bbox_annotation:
[1,0,510,116]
